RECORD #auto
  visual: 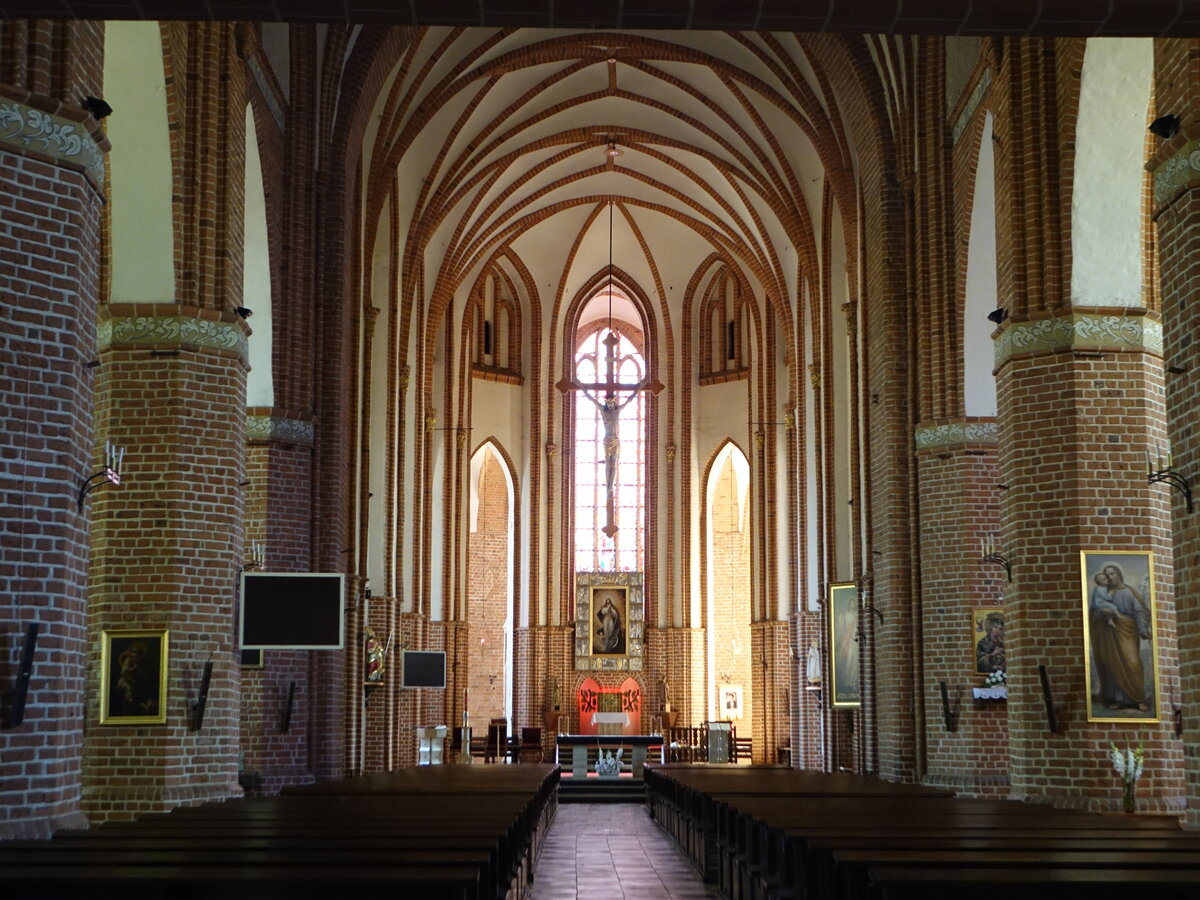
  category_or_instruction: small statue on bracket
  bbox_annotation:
[364,627,385,682]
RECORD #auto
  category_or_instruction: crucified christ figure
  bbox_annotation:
[581,387,639,535]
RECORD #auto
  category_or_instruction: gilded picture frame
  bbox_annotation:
[100,629,169,725]
[575,571,644,671]
[1081,550,1160,723]
[589,585,629,656]
[828,582,860,708]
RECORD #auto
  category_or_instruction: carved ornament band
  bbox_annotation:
[0,88,108,187]
[994,311,1161,369]
[246,414,315,446]
[915,419,998,450]
[1152,139,1200,208]
[98,306,249,365]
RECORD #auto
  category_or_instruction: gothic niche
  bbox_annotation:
[576,675,642,735]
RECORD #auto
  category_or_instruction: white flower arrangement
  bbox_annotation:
[594,748,623,776]
[1110,743,1145,785]
[1110,743,1145,812]
[983,669,1006,687]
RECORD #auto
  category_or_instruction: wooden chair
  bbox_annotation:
[484,718,507,764]
[730,726,752,762]
[518,727,543,763]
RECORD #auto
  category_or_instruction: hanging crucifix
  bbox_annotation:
[557,198,662,539]
[579,330,642,537]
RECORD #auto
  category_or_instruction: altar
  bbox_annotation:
[591,711,629,734]
[556,733,665,779]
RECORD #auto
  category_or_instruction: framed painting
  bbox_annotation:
[828,582,860,708]
[1080,550,1160,723]
[575,571,644,671]
[100,629,169,725]
[720,684,744,720]
[589,585,629,656]
[973,607,1005,675]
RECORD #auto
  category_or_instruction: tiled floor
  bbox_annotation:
[530,803,722,899]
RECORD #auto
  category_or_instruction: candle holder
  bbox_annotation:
[1147,448,1193,513]
[980,534,1011,581]
[77,440,125,510]
[241,541,266,572]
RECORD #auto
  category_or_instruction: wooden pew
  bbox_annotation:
[1,765,559,900]
[865,864,1200,900]
[643,764,1194,900]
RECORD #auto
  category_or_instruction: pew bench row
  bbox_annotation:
[0,765,560,900]
[644,764,1199,900]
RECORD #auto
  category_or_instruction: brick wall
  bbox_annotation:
[0,143,102,838]
[790,612,823,769]
[709,456,754,739]
[84,327,247,821]
[239,438,315,793]
[1149,36,1200,825]
[466,448,510,724]
[996,345,1180,810]
[917,441,1010,796]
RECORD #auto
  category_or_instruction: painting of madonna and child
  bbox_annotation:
[1080,551,1161,723]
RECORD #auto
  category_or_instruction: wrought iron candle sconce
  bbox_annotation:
[78,440,125,510]
[981,533,1011,581]
[1147,446,1193,513]
[242,541,266,572]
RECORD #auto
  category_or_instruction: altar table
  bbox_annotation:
[555,733,666,779]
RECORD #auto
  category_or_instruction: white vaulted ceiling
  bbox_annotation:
[360,28,865,330]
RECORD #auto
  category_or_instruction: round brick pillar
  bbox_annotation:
[995,312,1180,809]
[0,88,108,838]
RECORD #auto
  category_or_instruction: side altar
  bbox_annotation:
[556,734,665,779]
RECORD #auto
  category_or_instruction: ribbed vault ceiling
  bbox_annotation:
[364,29,862,325]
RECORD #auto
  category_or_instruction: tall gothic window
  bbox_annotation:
[574,324,646,572]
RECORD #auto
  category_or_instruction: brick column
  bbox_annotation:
[239,415,316,794]
[83,306,249,820]
[750,620,790,765]
[995,312,1179,809]
[0,87,107,839]
[914,422,1009,796]
[1149,36,1200,827]
[790,611,823,769]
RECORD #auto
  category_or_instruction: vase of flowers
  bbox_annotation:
[983,669,1006,688]
[1110,743,1144,813]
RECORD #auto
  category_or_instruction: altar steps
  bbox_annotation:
[558,776,646,804]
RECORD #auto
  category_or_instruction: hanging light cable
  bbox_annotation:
[607,198,614,334]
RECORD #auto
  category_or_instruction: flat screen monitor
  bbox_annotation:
[402,650,446,688]
[240,572,345,650]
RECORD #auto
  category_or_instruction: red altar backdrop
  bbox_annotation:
[576,676,641,734]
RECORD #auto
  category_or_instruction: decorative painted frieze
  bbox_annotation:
[99,313,249,364]
[1152,139,1200,206]
[952,68,992,145]
[246,414,315,446]
[914,419,998,450]
[994,312,1161,368]
[0,96,106,184]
